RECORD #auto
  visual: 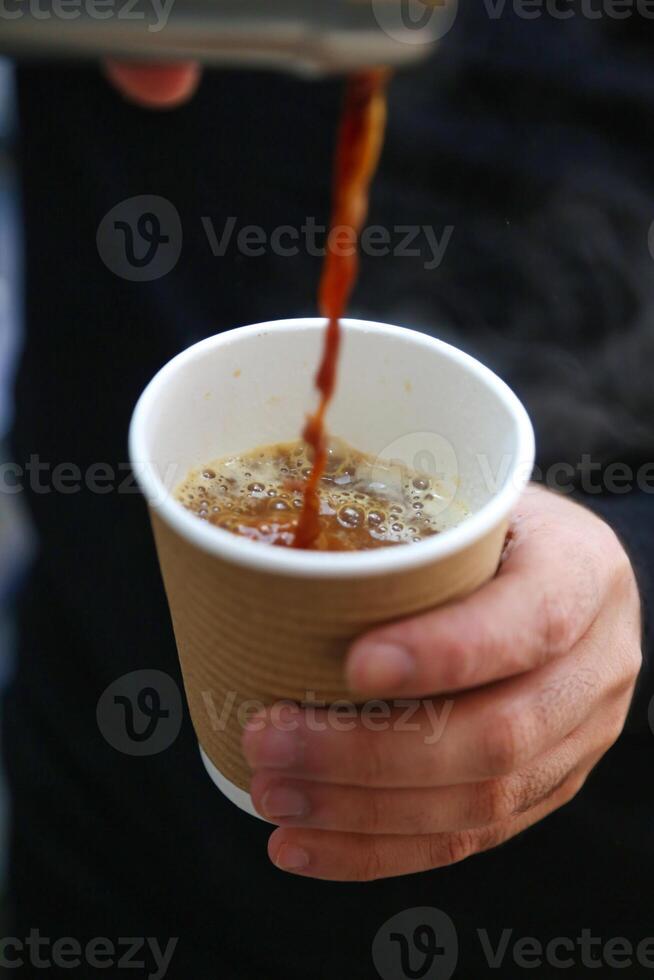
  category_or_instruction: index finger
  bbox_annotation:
[346,488,619,698]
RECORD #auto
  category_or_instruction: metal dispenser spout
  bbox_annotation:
[0,0,445,74]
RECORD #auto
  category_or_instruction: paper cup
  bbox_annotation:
[129,318,535,818]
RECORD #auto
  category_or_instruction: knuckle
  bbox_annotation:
[594,517,621,555]
[437,606,494,691]
[613,543,635,586]
[601,521,629,565]
[600,522,640,602]
[615,647,643,696]
[538,587,573,657]
[607,638,642,698]
[482,710,524,776]
[624,641,644,683]
[613,554,641,613]
[437,627,474,691]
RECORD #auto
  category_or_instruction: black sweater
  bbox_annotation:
[5,9,654,977]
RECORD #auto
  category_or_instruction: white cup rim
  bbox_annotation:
[128,317,535,580]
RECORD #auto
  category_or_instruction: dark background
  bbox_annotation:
[1,5,654,977]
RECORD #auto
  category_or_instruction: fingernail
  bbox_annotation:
[243,727,299,770]
[274,844,310,872]
[262,786,309,820]
[347,641,414,692]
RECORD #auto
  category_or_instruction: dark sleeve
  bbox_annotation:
[365,12,654,477]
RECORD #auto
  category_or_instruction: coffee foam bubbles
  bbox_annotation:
[176,437,468,550]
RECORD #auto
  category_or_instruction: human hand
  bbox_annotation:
[103,60,200,108]
[243,486,642,881]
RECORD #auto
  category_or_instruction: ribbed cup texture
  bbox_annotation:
[151,511,507,790]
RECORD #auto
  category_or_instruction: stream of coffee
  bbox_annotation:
[175,70,428,552]
[292,69,391,549]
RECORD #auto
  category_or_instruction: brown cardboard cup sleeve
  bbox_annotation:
[129,318,535,818]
